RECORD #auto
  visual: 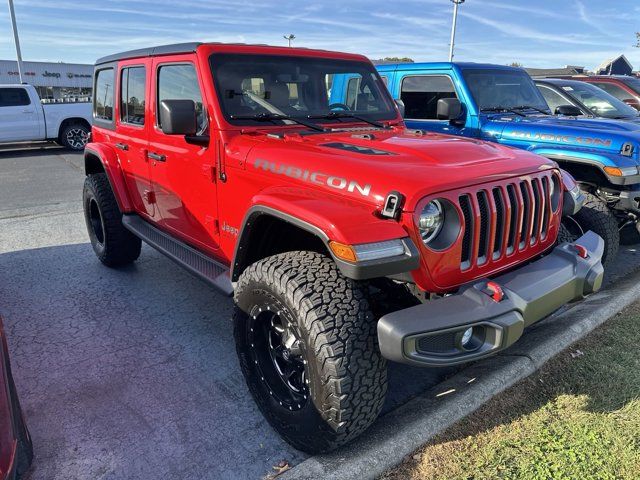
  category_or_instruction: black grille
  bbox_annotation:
[417,332,457,355]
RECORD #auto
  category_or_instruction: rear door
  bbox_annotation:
[148,56,219,253]
[109,59,156,219]
[0,87,41,142]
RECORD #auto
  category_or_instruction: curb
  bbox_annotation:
[280,269,640,480]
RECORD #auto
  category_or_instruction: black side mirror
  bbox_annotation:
[437,97,463,121]
[159,99,197,135]
[395,99,406,117]
[555,105,583,116]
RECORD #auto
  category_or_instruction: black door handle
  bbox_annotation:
[148,152,166,162]
[115,143,129,151]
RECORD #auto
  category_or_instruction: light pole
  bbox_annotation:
[448,0,465,62]
[7,0,24,83]
[283,34,296,47]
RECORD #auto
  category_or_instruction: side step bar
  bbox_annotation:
[122,214,233,296]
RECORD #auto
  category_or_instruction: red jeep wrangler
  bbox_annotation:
[83,42,604,453]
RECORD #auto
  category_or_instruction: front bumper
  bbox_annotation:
[614,184,640,214]
[377,231,604,367]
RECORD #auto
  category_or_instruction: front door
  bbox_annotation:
[0,87,41,142]
[396,74,469,136]
[111,59,155,219]
[148,57,219,253]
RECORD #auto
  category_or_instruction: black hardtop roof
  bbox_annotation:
[95,42,202,65]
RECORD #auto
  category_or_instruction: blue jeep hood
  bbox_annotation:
[484,114,640,161]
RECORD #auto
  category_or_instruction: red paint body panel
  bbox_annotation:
[88,43,562,293]
[0,317,29,480]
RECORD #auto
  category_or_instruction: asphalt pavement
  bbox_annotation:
[0,146,456,479]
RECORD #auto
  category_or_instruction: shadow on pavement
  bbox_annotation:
[0,242,453,480]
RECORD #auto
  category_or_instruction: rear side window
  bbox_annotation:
[591,82,634,102]
[401,75,458,119]
[94,68,114,121]
[120,66,146,126]
[157,64,205,132]
[0,88,30,107]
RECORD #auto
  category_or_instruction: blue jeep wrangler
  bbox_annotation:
[332,63,640,266]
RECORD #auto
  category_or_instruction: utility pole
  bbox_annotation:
[448,0,465,62]
[283,34,296,47]
[7,0,24,83]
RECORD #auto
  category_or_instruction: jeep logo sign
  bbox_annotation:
[253,159,372,197]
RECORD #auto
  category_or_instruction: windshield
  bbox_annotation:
[562,82,638,119]
[209,54,396,127]
[462,68,550,113]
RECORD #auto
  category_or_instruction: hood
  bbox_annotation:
[483,114,640,160]
[237,128,557,210]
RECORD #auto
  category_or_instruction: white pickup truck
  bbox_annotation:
[0,84,92,150]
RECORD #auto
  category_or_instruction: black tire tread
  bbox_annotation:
[84,173,141,267]
[572,192,619,268]
[234,251,387,452]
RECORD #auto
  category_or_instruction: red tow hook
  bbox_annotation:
[573,244,588,259]
[484,281,504,302]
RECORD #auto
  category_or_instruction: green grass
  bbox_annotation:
[382,304,640,480]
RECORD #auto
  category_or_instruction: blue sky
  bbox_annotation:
[0,0,638,69]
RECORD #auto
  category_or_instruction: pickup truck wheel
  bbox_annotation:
[83,173,141,267]
[562,192,619,268]
[233,251,387,453]
[60,123,90,150]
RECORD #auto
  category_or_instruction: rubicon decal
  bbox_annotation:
[253,159,372,197]
[509,131,612,147]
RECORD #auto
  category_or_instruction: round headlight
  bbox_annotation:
[419,200,444,244]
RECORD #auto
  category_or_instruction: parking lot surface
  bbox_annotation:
[0,147,459,479]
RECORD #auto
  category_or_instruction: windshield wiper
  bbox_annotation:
[230,113,325,132]
[480,106,526,117]
[512,105,552,115]
[307,111,390,129]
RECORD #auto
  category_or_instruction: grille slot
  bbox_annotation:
[459,194,473,267]
[457,173,555,270]
[477,191,490,265]
[519,182,531,249]
[492,188,505,259]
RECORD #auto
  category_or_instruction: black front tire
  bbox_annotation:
[83,173,141,267]
[562,192,619,268]
[233,251,387,453]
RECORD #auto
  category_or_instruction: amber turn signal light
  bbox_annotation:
[603,166,623,177]
[329,241,358,262]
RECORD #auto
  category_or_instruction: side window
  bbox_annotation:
[120,66,146,126]
[538,85,569,113]
[157,64,205,132]
[94,68,114,121]
[401,75,458,120]
[0,87,30,107]
[592,82,633,102]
